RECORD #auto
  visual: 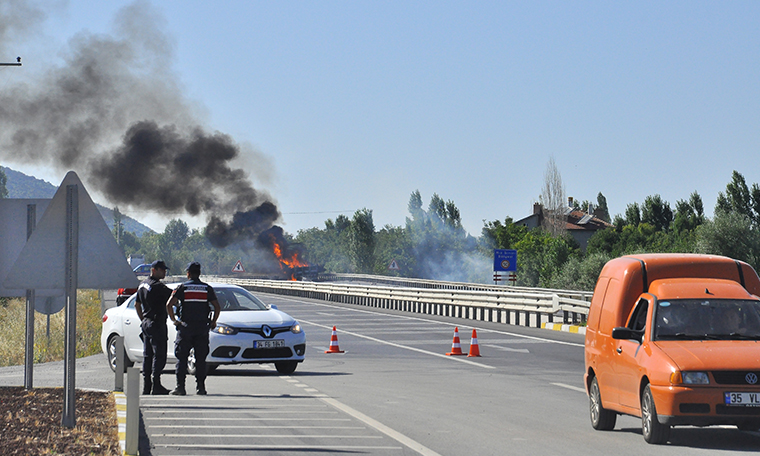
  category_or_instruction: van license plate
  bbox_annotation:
[724,392,760,406]
[254,339,284,349]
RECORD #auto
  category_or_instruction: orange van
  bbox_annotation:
[584,253,760,443]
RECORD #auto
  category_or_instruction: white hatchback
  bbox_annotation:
[101,283,306,375]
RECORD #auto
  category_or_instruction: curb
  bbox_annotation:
[542,322,586,335]
[113,391,127,455]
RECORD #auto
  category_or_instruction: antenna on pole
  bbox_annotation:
[0,57,22,66]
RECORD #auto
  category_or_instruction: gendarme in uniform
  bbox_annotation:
[167,261,220,396]
[135,260,172,395]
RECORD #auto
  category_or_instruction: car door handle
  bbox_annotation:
[125,320,131,325]
[616,347,622,354]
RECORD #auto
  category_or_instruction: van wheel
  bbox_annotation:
[641,384,670,444]
[589,377,616,430]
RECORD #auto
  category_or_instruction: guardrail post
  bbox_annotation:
[114,336,124,392]
[125,366,140,455]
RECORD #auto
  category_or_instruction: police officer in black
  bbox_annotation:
[135,260,172,395]
[166,262,220,395]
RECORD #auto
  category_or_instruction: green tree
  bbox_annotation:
[673,191,705,233]
[347,209,376,273]
[641,195,673,232]
[373,225,414,276]
[695,210,760,270]
[596,192,610,223]
[112,207,124,248]
[716,171,760,226]
[625,203,641,227]
[164,219,190,251]
[0,167,7,199]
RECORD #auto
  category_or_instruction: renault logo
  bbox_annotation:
[262,325,272,338]
[747,373,759,385]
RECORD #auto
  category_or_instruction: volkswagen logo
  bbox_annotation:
[747,373,759,385]
[262,325,272,338]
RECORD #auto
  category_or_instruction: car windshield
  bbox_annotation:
[215,288,269,311]
[654,299,760,340]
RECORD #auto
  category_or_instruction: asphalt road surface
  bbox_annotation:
[2,291,760,455]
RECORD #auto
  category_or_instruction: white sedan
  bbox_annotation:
[101,283,306,375]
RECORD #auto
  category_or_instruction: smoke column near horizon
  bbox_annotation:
[0,1,280,246]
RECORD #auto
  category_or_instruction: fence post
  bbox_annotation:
[125,367,140,455]
[114,336,124,392]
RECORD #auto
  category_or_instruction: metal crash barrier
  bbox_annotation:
[204,276,591,328]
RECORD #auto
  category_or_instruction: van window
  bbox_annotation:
[654,299,760,340]
[626,298,649,331]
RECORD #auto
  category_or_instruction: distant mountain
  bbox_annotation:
[1,166,154,237]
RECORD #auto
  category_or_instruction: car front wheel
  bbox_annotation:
[641,384,670,444]
[275,361,298,375]
[589,377,616,430]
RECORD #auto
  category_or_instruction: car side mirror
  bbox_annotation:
[268,304,278,310]
[612,327,644,342]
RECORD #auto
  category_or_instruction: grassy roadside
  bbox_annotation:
[0,290,103,367]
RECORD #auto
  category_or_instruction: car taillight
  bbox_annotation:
[102,315,108,323]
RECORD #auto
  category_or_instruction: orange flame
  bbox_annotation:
[272,239,308,280]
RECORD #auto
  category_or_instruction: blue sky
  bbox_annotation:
[3,1,759,235]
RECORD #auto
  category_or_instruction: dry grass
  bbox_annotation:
[0,290,104,367]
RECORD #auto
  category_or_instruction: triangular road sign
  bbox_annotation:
[2,171,140,290]
[388,259,399,270]
[232,260,245,273]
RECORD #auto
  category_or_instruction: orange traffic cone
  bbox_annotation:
[325,326,345,353]
[467,329,481,357]
[446,327,466,356]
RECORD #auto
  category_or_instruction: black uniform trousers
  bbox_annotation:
[174,322,210,384]
[141,318,168,380]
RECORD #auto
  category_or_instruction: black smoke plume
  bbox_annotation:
[0,1,281,246]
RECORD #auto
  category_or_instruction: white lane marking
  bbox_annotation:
[320,396,443,456]
[149,425,365,429]
[145,417,351,421]
[299,318,494,369]
[155,444,403,450]
[153,434,384,439]
[286,298,584,347]
[483,344,530,354]
[552,382,587,393]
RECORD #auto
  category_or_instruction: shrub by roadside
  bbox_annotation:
[0,290,103,367]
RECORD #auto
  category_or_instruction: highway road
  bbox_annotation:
[2,291,760,455]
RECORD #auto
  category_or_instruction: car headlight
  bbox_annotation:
[671,371,710,385]
[290,322,302,334]
[212,324,238,335]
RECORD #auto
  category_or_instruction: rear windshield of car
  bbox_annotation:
[215,288,269,311]
[654,298,760,341]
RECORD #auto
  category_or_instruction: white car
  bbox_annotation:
[101,283,306,375]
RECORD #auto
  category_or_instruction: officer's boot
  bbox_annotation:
[196,378,207,395]
[142,377,152,395]
[171,378,186,396]
[151,376,171,395]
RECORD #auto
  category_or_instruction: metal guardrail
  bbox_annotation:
[205,275,590,329]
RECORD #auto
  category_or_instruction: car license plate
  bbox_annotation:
[254,339,284,349]
[724,392,760,406]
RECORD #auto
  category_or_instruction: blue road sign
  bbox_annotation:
[494,249,517,272]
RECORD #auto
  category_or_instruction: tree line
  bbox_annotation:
[4,166,760,292]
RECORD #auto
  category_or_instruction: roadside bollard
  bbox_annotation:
[114,336,124,392]
[126,367,139,455]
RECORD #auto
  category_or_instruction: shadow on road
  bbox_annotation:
[617,426,760,451]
